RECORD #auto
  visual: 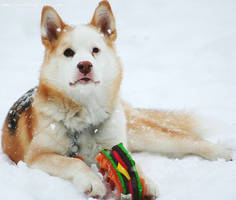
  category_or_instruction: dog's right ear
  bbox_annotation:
[41,6,65,48]
[90,0,117,42]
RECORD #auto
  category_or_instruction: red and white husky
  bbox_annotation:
[1,1,231,199]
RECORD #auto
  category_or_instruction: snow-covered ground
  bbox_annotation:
[0,0,236,199]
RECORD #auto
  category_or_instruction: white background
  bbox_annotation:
[0,0,236,199]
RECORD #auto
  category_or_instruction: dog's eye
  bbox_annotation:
[64,48,75,57]
[92,47,100,54]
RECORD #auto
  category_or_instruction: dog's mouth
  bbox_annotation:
[69,78,100,86]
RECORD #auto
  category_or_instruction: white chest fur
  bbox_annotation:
[63,102,127,166]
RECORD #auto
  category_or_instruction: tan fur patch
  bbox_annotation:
[123,102,195,137]
[1,107,36,163]
[42,25,74,55]
[108,57,123,111]
[37,81,82,114]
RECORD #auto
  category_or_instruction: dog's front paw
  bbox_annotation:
[144,177,159,200]
[74,172,106,198]
[83,180,106,199]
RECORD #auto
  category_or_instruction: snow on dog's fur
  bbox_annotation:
[1,1,232,199]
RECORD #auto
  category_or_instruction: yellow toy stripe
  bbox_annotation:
[117,163,131,180]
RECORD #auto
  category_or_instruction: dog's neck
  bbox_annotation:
[35,81,113,131]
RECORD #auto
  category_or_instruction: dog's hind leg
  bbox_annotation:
[123,103,232,161]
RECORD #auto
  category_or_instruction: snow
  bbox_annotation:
[0,0,236,199]
[57,27,62,32]
[50,123,56,130]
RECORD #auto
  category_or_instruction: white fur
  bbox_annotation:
[72,101,127,165]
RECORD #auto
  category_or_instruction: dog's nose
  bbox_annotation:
[77,61,93,75]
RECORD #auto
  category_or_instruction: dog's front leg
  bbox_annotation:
[24,124,106,199]
[25,151,106,198]
[136,164,159,199]
[99,102,159,199]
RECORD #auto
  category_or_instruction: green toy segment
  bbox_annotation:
[97,143,146,200]
[117,143,143,200]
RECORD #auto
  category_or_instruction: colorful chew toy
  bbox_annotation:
[96,143,146,200]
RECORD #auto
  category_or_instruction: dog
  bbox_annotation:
[1,0,232,199]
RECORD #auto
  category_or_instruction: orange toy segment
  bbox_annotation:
[140,178,146,198]
[96,153,123,196]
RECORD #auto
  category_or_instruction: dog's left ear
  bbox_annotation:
[90,0,117,42]
[41,6,66,48]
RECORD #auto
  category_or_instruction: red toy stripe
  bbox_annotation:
[128,180,134,197]
[113,150,128,170]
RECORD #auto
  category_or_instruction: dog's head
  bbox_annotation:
[39,1,122,108]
